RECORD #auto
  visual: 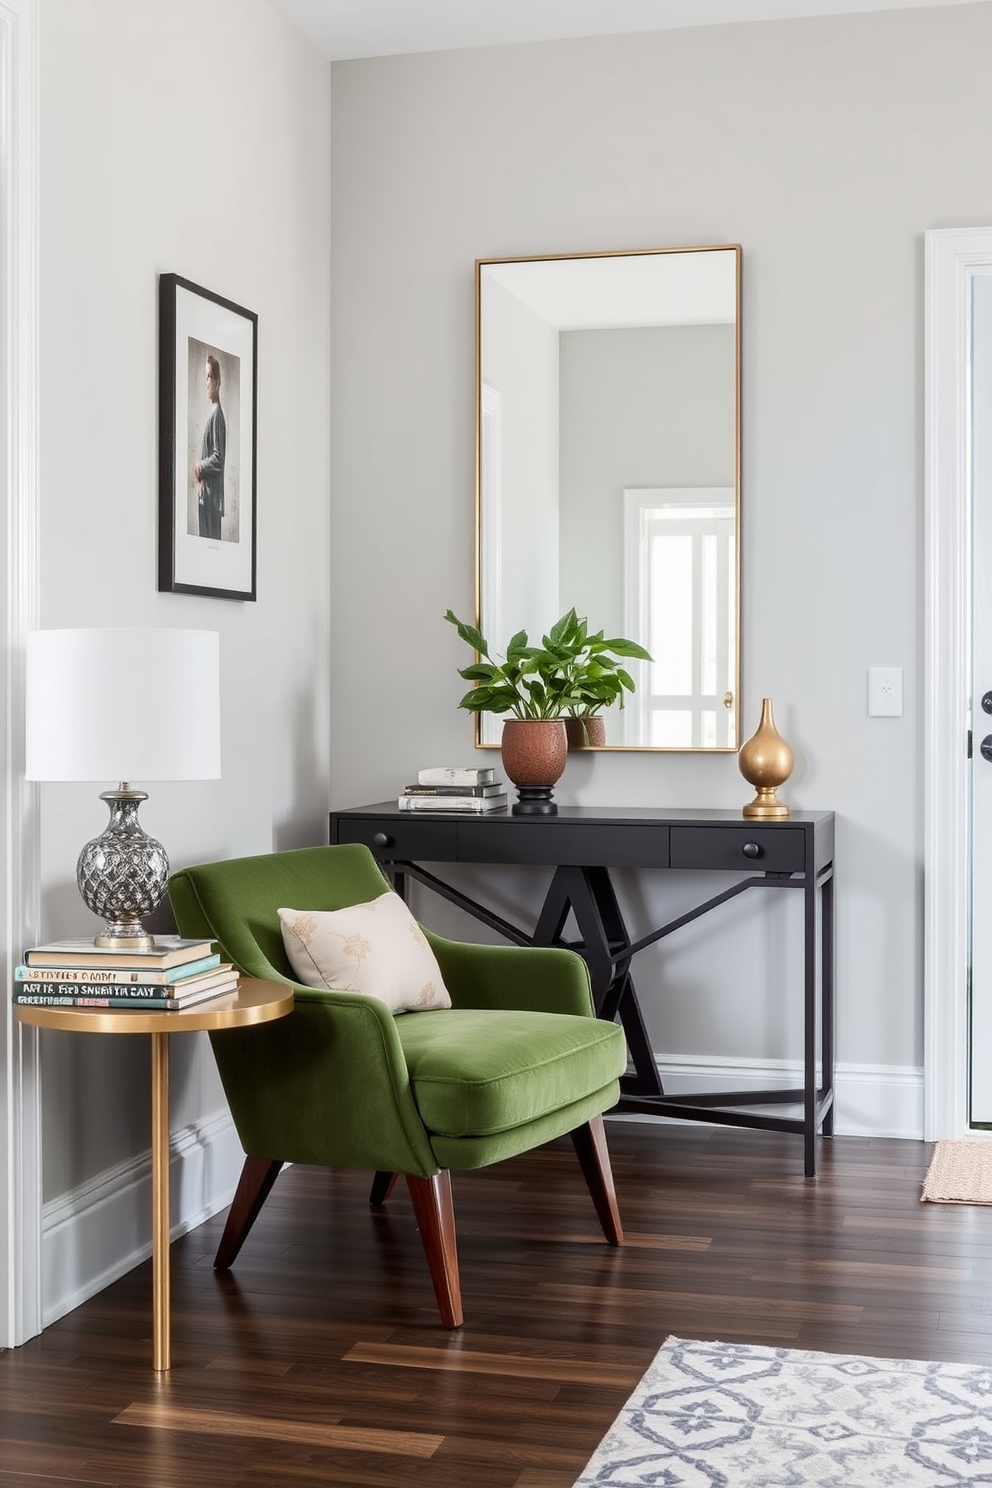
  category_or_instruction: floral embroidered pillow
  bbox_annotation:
[277,893,452,1013]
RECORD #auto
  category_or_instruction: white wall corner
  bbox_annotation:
[1,0,41,1351]
[41,1109,242,1329]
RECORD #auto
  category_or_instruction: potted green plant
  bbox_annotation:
[444,609,652,813]
[444,608,651,745]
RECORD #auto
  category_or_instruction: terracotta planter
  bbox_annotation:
[501,719,567,815]
[564,716,607,750]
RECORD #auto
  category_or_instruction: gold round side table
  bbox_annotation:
[15,976,294,1372]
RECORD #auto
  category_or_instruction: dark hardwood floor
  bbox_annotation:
[2,1124,991,1486]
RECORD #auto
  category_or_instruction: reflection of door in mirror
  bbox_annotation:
[476,246,741,751]
[622,489,736,748]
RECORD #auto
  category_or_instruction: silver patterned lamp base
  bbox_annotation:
[76,784,170,948]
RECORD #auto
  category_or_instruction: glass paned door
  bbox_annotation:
[970,272,992,1123]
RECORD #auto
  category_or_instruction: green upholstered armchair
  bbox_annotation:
[168,844,625,1328]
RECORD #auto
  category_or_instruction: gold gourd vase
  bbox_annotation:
[738,698,793,819]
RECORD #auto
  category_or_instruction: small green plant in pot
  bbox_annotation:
[541,608,652,748]
[444,606,652,772]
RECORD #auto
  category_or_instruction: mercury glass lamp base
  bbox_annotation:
[95,929,157,950]
[76,784,170,947]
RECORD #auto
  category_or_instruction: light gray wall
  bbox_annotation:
[37,0,331,1200]
[329,2,992,1110]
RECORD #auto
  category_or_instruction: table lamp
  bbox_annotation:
[25,628,221,948]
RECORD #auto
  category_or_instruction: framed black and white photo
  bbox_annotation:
[158,274,257,600]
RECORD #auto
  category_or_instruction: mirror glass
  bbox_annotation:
[476,245,741,750]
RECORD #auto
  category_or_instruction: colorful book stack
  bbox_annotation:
[398,765,508,813]
[12,935,240,1009]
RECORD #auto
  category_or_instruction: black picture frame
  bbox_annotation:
[158,273,257,600]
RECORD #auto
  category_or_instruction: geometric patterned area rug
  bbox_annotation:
[922,1139,992,1204]
[573,1336,992,1486]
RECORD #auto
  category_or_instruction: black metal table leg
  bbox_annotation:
[532,865,664,1097]
[804,865,819,1177]
[821,869,836,1138]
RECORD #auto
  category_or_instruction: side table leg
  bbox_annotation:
[151,1031,170,1371]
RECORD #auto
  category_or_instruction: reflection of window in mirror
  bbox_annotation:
[623,489,735,749]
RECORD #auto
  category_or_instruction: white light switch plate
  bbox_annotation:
[868,667,903,717]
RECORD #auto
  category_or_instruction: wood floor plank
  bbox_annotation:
[749,1258,972,1283]
[619,1231,713,1250]
[112,1403,443,1457]
[512,1472,575,1488]
[343,1341,642,1386]
[533,1281,865,1322]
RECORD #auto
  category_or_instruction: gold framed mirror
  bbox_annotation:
[475,244,741,751]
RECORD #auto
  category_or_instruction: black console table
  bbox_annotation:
[329,804,835,1176]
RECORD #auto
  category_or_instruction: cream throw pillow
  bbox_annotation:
[277,893,452,1014]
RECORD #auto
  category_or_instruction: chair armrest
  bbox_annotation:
[424,931,595,1018]
[209,986,441,1178]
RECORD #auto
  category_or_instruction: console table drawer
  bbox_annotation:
[669,826,806,873]
[334,818,459,861]
[454,819,669,868]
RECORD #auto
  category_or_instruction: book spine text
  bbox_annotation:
[13,979,221,1000]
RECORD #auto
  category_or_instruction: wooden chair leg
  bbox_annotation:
[369,1170,399,1207]
[571,1114,623,1246]
[214,1155,284,1270]
[405,1171,463,1328]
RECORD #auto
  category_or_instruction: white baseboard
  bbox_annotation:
[41,1108,243,1328]
[609,1054,924,1141]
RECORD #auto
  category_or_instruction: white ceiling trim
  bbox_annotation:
[266,0,986,63]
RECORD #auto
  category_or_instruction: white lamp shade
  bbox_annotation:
[25,628,221,782]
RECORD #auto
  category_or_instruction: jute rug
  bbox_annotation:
[922,1139,992,1205]
[573,1336,992,1486]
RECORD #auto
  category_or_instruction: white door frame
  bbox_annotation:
[924,225,992,1141]
[0,0,41,1349]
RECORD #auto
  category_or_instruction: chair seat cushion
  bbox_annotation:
[395,1008,625,1138]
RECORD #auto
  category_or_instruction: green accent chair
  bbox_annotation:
[168,844,626,1328]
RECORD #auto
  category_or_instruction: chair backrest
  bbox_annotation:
[168,843,392,981]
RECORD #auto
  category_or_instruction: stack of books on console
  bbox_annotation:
[11,936,240,1010]
[398,765,508,813]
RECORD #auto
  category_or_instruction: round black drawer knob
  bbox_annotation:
[742,841,762,859]
[983,691,992,715]
[372,832,392,848]
[981,738,992,764]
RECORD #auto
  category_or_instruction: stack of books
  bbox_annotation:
[398,765,508,813]
[12,936,240,1010]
